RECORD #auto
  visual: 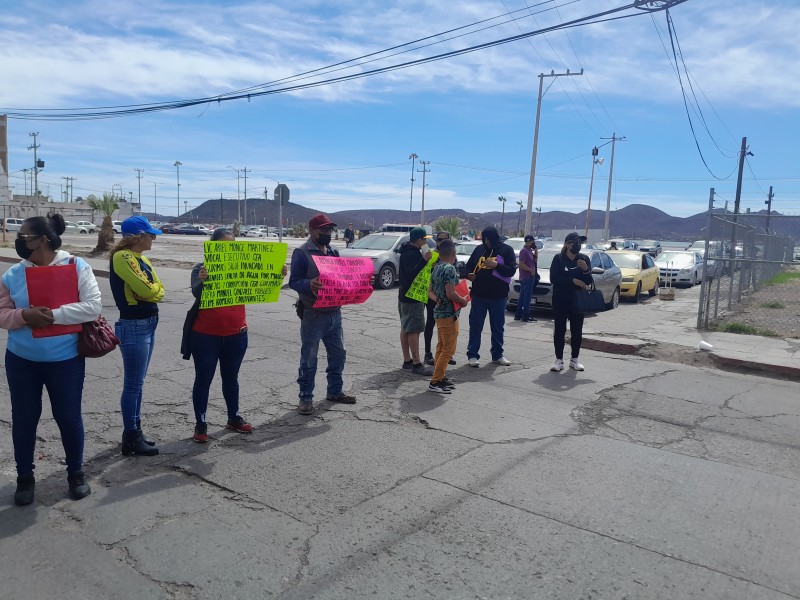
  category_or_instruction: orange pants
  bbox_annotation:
[432,316,459,383]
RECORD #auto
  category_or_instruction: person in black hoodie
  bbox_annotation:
[549,231,594,372]
[464,226,517,367]
[397,227,433,375]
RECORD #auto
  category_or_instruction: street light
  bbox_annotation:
[516,200,524,236]
[174,161,182,222]
[149,182,158,217]
[585,147,603,238]
[408,153,418,222]
[535,206,542,238]
[227,166,241,225]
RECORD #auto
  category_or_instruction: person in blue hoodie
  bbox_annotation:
[0,214,101,506]
[464,226,517,368]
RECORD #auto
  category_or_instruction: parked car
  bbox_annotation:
[504,237,544,257]
[160,224,179,233]
[2,217,24,232]
[170,225,211,235]
[74,221,98,232]
[339,231,410,289]
[606,250,659,302]
[112,220,125,234]
[655,251,705,287]
[604,239,639,251]
[455,241,482,278]
[254,228,278,238]
[64,221,93,234]
[507,248,622,312]
[636,240,662,257]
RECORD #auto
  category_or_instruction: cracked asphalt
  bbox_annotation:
[0,239,799,600]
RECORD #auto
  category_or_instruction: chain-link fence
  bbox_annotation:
[697,211,799,337]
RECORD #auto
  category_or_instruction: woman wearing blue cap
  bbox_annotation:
[109,216,165,456]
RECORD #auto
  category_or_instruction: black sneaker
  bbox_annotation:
[193,422,209,443]
[424,353,434,366]
[428,382,452,394]
[326,394,356,404]
[402,360,413,370]
[411,362,433,376]
[440,377,456,389]
[14,474,35,506]
[67,471,91,501]
[448,358,456,366]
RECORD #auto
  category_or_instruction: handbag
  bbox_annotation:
[572,282,607,314]
[181,297,202,360]
[78,315,120,358]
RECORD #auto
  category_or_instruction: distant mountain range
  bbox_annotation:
[155,198,794,242]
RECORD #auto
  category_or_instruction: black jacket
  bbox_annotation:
[550,252,594,305]
[465,231,517,299]
[398,242,429,303]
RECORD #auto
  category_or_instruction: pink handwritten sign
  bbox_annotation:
[312,256,374,308]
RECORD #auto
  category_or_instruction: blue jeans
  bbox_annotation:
[115,316,158,432]
[191,331,248,423]
[467,296,507,361]
[6,350,86,476]
[298,310,346,402]
[515,278,534,319]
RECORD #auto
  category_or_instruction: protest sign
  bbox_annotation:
[200,240,288,309]
[404,251,439,303]
[312,256,374,308]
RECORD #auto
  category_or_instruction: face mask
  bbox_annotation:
[15,238,34,260]
[317,233,331,246]
[570,243,582,254]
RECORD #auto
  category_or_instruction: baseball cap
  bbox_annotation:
[409,227,427,241]
[308,214,336,230]
[565,231,587,243]
[121,216,161,237]
[524,235,535,242]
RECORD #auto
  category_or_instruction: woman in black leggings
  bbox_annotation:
[549,232,593,372]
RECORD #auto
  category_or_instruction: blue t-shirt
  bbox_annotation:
[431,262,460,319]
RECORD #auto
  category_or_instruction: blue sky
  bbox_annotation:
[2,0,799,220]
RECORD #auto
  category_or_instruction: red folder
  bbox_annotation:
[25,264,82,338]
[455,279,471,304]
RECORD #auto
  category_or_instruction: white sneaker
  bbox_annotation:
[468,358,480,368]
[493,356,511,366]
[569,358,585,371]
[550,359,564,372]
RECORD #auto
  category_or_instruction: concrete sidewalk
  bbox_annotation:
[0,249,798,599]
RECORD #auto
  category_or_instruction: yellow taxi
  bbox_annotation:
[606,250,660,302]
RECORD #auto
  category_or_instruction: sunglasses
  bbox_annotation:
[16,233,42,241]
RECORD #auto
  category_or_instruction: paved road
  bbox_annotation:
[0,243,798,600]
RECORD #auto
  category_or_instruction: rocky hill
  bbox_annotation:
[150,198,796,242]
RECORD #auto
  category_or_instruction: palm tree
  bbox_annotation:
[432,216,461,239]
[498,196,507,236]
[87,192,119,255]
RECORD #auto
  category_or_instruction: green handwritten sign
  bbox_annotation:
[404,250,439,303]
[200,240,288,309]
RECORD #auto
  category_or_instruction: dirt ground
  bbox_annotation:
[714,268,800,338]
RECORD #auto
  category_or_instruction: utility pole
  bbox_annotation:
[729,137,751,272]
[601,133,626,242]
[134,168,144,214]
[28,132,41,215]
[524,69,583,236]
[417,161,430,226]
[264,187,269,230]
[242,167,251,226]
[22,168,29,196]
[516,200,524,235]
[585,147,601,238]
[61,176,76,202]
[765,185,773,233]
[408,153,418,222]
[150,182,158,216]
[174,161,182,221]
[498,196,507,236]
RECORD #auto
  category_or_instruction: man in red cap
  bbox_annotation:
[289,214,372,415]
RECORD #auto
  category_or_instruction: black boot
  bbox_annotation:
[424,352,434,366]
[136,422,156,446]
[67,471,91,500]
[121,430,159,456]
[14,474,35,506]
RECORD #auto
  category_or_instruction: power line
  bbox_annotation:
[2,0,689,121]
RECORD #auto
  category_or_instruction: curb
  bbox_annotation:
[708,353,800,380]
[581,336,651,355]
